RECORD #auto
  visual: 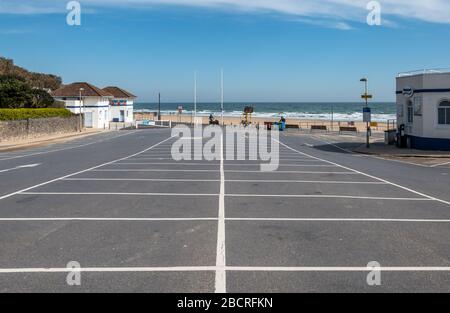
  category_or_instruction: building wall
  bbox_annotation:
[57,97,110,129]
[110,100,134,123]
[397,73,450,139]
[0,116,81,142]
[396,73,450,150]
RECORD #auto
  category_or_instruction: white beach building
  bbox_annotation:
[52,82,113,129]
[103,86,136,123]
[396,69,450,151]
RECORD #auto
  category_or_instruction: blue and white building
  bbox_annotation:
[396,69,450,151]
[52,82,137,129]
[103,86,136,123]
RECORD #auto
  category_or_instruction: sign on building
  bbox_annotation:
[363,107,371,123]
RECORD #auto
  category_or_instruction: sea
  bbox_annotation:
[134,102,396,122]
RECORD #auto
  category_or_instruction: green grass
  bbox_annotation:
[0,108,74,121]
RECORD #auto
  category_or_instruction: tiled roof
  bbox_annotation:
[52,82,113,98]
[103,86,137,99]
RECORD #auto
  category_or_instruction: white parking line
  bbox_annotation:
[227,266,450,272]
[226,180,385,184]
[277,159,324,162]
[1,217,447,223]
[92,169,219,172]
[0,136,175,201]
[21,192,219,196]
[0,131,138,162]
[275,139,450,206]
[62,178,383,184]
[226,218,450,223]
[0,267,216,274]
[109,163,337,167]
[90,169,357,174]
[112,163,221,166]
[0,163,41,173]
[307,135,438,168]
[215,134,226,293]
[226,170,357,174]
[0,218,218,221]
[430,161,450,168]
[64,178,221,182]
[227,194,431,201]
[0,266,448,274]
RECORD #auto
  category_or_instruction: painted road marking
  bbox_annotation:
[0,131,138,162]
[226,194,431,201]
[215,134,226,293]
[0,266,448,274]
[1,218,448,223]
[0,163,41,173]
[21,192,219,196]
[430,161,450,168]
[110,163,336,167]
[307,135,435,168]
[226,170,357,174]
[61,178,385,184]
[63,178,221,182]
[0,218,218,221]
[0,136,175,201]
[275,139,450,206]
[92,169,220,172]
[226,218,450,223]
[225,180,385,184]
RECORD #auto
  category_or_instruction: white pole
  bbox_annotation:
[194,71,197,122]
[221,68,224,126]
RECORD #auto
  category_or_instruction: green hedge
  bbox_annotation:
[0,108,74,121]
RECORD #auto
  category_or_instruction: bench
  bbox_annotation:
[339,126,358,134]
[286,124,300,129]
[264,122,273,130]
[311,125,327,132]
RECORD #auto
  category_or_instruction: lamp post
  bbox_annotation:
[79,87,84,132]
[158,92,161,121]
[360,78,371,148]
[331,103,334,131]
[194,71,197,123]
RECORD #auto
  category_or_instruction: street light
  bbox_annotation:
[360,78,371,148]
[158,92,161,121]
[79,87,85,132]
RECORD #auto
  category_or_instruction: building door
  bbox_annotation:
[120,110,125,122]
[84,112,93,128]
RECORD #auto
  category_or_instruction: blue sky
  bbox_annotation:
[0,0,449,102]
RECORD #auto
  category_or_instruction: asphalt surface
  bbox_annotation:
[0,128,449,293]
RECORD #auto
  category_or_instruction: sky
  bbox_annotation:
[0,0,449,102]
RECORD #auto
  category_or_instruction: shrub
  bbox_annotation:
[0,108,74,121]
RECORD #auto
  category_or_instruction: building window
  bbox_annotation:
[438,100,450,125]
[407,101,413,124]
[414,96,423,116]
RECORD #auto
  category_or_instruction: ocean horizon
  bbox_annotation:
[134,102,396,122]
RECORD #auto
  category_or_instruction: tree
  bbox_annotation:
[0,57,62,91]
[0,75,33,108]
[0,75,57,108]
[30,88,56,108]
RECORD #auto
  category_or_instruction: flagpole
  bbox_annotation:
[221,68,224,127]
[194,71,197,122]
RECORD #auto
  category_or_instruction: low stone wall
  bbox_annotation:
[0,116,81,142]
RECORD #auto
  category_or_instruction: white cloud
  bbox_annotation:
[1,0,450,24]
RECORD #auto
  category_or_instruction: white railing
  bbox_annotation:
[135,120,172,129]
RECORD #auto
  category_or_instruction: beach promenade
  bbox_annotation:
[0,128,448,292]
[158,114,393,133]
